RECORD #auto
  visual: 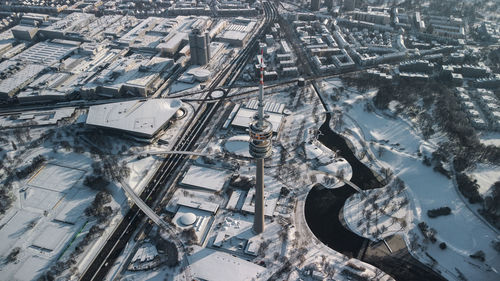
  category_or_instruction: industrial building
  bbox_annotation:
[13,40,79,66]
[38,12,95,40]
[17,72,75,104]
[0,61,47,99]
[217,18,257,47]
[10,25,39,41]
[229,100,285,135]
[83,55,174,97]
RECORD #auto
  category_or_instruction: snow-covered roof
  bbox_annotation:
[132,243,159,263]
[180,212,197,226]
[180,165,230,192]
[231,107,282,133]
[86,99,182,138]
[190,250,265,281]
[177,197,219,214]
[305,143,324,160]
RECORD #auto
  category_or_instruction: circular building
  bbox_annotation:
[180,213,197,226]
[189,67,211,82]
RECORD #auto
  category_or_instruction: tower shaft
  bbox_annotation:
[253,158,265,234]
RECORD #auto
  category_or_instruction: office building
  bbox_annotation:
[189,28,211,66]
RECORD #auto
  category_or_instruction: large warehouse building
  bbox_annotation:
[85,99,183,143]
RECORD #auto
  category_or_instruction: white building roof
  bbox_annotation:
[86,99,182,138]
[131,243,159,263]
[157,32,187,54]
[231,107,283,133]
[180,212,197,226]
[0,63,46,97]
[181,165,230,192]
[177,197,219,214]
[221,30,247,41]
[13,41,78,65]
[190,250,265,281]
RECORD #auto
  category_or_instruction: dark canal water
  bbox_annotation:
[304,114,446,281]
[304,114,381,257]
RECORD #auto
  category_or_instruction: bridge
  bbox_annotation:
[138,150,210,157]
[119,180,193,278]
[342,179,367,197]
[120,180,170,230]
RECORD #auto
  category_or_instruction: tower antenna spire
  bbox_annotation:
[258,49,265,126]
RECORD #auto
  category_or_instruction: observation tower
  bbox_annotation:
[249,51,273,234]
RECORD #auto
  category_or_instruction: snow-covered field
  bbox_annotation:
[318,77,500,281]
[478,131,500,147]
[344,186,412,241]
[0,123,168,281]
[469,163,500,196]
[0,150,95,281]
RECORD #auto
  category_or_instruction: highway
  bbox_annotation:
[78,2,277,280]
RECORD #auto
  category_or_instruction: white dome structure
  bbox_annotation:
[188,67,211,82]
[180,213,197,226]
[175,108,186,119]
[211,90,224,98]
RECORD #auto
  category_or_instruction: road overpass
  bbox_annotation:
[137,150,210,157]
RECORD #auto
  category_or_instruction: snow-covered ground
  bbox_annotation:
[478,130,500,147]
[224,135,252,158]
[317,77,500,281]
[0,122,171,280]
[344,185,412,241]
[0,149,95,281]
[305,140,353,189]
[469,163,500,196]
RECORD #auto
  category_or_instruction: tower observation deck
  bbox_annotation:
[249,51,272,234]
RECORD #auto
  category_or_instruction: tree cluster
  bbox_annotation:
[15,155,46,179]
[469,250,486,262]
[155,238,179,267]
[229,175,255,189]
[480,181,500,229]
[6,247,20,263]
[83,175,109,191]
[89,156,131,184]
[279,186,290,197]
[85,191,113,223]
[456,173,482,204]
[418,222,437,243]
[427,207,452,218]
[180,228,198,245]
[0,183,14,214]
